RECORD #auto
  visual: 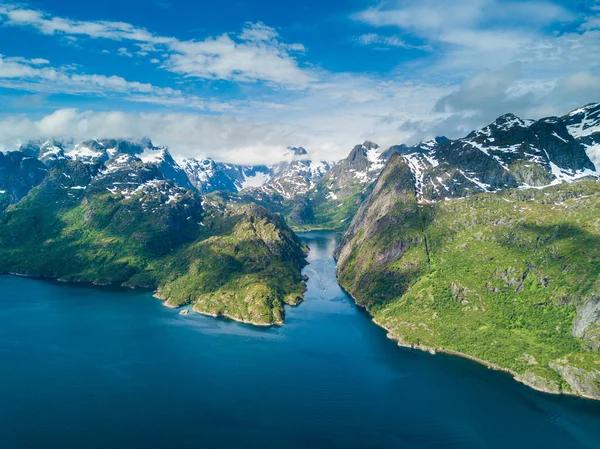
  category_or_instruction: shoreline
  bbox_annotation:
[3,271,295,327]
[339,283,599,401]
[3,271,155,291]
[191,306,283,327]
[155,292,302,327]
[5,263,597,401]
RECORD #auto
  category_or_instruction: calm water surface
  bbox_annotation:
[1,231,599,449]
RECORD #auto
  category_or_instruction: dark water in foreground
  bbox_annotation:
[0,231,599,449]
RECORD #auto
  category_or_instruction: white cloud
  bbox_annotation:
[0,109,322,165]
[117,47,133,57]
[353,0,579,76]
[0,5,314,89]
[0,5,172,44]
[356,33,431,50]
[238,22,280,43]
[164,26,313,88]
[0,54,217,110]
[355,0,570,37]
[0,77,454,165]
[353,0,600,127]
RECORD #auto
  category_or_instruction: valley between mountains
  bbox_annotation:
[1,103,600,399]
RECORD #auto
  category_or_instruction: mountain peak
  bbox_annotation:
[346,141,379,162]
[362,141,379,150]
[139,147,172,165]
[289,146,308,157]
[492,113,532,130]
[567,102,600,117]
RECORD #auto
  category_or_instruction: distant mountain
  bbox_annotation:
[249,146,332,199]
[1,138,325,202]
[2,102,599,226]
[287,141,387,229]
[0,151,47,210]
[391,106,598,202]
[181,158,271,194]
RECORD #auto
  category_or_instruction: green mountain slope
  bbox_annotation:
[0,160,307,326]
[336,154,600,399]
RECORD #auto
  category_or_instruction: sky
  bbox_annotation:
[0,0,599,164]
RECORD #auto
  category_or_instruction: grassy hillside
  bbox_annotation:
[0,162,307,326]
[336,155,600,399]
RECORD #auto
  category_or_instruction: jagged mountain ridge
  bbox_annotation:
[245,146,332,200]
[275,103,600,229]
[1,102,598,218]
[389,104,599,202]
[2,139,331,206]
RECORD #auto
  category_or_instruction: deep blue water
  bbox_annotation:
[0,231,599,449]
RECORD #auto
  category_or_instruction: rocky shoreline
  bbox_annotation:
[191,306,283,327]
[369,315,600,401]
[338,282,599,401]
[5,266,598,400]
[3,271,294,327]
[155,291,295,326]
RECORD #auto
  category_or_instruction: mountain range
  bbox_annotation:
[1,102,599,398]
[3,102,598,218]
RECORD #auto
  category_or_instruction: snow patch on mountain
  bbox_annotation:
[583,143,600,170]
[241,171,270,189]
[139,147,167,164]
[68,146,103,161]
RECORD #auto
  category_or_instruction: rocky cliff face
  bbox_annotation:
[286,141,386,230]
[563,103,600,170]
[336,151,600,399]
[0,151,48,209]
[335,154,426,307]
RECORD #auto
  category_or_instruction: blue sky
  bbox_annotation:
[0,0,599,163]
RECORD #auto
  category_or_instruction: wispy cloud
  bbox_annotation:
[117,47,133,57]
[0,4,172,43]
[355,33,432,50]
[0,54,215,110]
[0,4,314,89]
[352,0,583,76]
[353,0,600,123]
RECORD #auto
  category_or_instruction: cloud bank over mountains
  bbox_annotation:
[0,0,598,163]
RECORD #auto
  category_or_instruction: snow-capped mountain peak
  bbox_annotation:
[139,147,169,164]
[393,106,599,202]
[248,146,332,199]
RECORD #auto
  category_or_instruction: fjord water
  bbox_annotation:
[1,232,599,449]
